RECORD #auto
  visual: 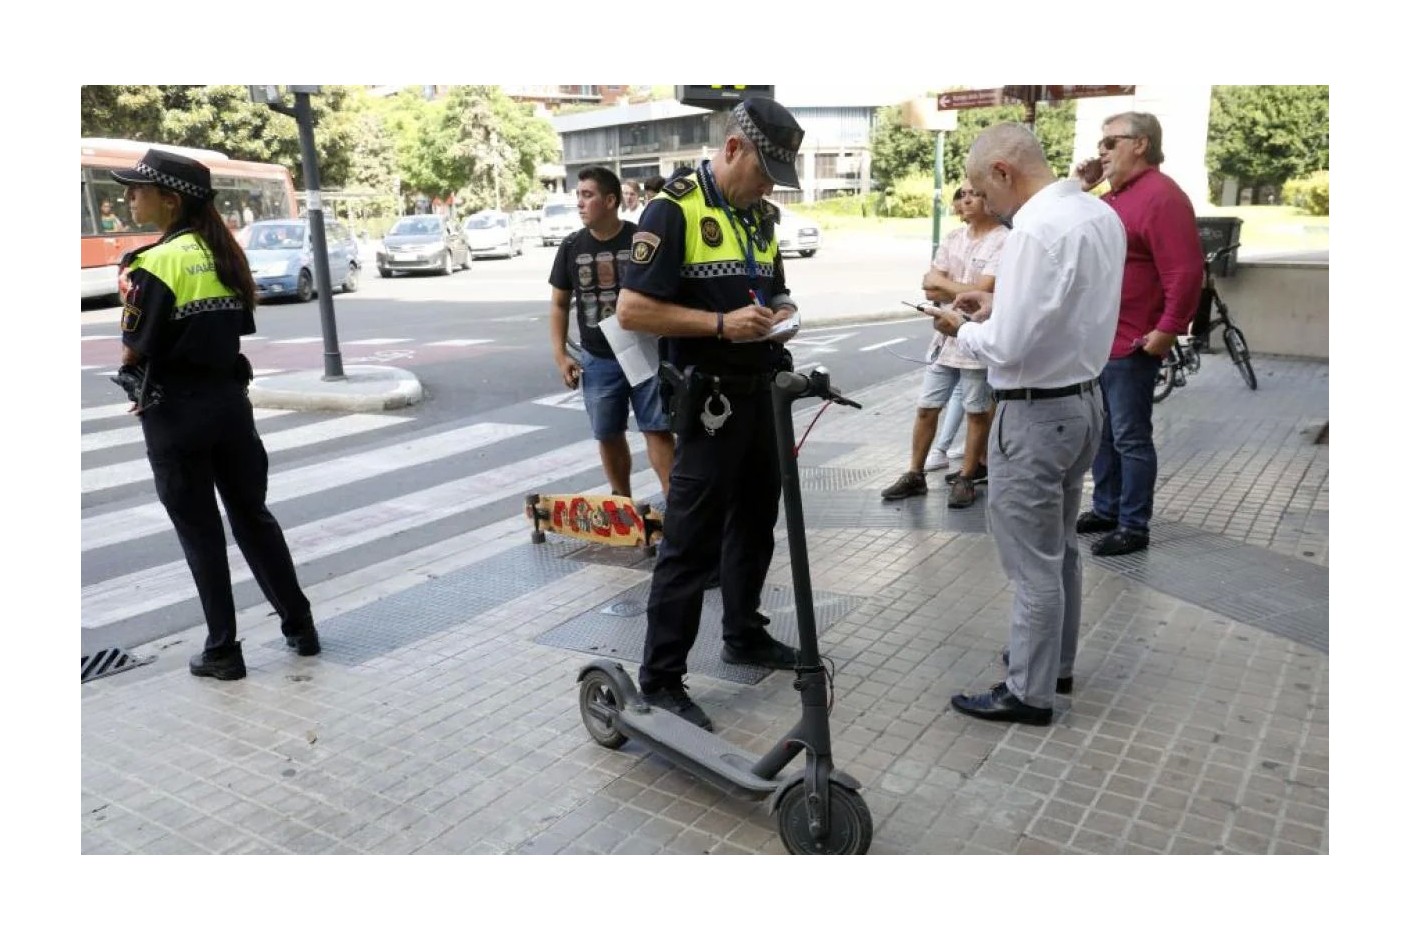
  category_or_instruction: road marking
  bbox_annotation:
[82,403,135,422]
[81,365,107,371]
[860,337,907,352]
[269,336,325,345]
[343,338,414,345]
[533,389,585,410]
[82,421,543,551]
[81,335,119,342]
[81,413,412,494]
[424,339,494,347]
[81,436,614,629]
[81,408,292,453]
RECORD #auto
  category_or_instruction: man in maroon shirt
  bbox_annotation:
[1072,112,1204,556]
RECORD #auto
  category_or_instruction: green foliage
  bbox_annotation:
[869,105,935,191]
[1206,85,1329,192]
[882,172,934,218]
[944,100,1076,182]
[1282,171,1329,216]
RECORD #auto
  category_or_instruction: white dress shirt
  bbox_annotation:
[955,179,1126,390]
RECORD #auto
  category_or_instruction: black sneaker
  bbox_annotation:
[1075,510,1118,534]
[945,463,988,485]
[641,684,714,731]
[722,633,799,671]
[881,471,927,500]
[189,644,246,681]
[284,625,321,656]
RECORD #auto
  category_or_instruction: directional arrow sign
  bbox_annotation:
[936,88,1005,111]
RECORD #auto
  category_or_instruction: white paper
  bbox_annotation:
[598,315,660,387]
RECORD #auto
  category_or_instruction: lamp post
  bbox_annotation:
[249,84,344,381]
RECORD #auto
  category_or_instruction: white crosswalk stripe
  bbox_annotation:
[81,413,411,494]
[81,408,292,453]
[81,421,542,550]
[81,436,611,629]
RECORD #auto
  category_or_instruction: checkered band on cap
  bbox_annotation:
[134,161,215,200]
[732,103,797,163]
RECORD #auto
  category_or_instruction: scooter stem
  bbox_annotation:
[770,372,823,673]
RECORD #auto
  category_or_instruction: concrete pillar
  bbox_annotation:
[1073,85,1213,208]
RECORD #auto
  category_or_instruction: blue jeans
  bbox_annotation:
[581,349,669,440]
[1091,352,1161,532]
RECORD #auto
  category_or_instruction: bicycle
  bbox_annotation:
[1154,243,1257,403]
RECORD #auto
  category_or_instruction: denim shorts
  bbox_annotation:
[581,349,669,439]
[918,364,992,414]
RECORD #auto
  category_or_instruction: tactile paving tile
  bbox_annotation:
[1085,517,1328,652]
[534,580,861,684]
[798,487,993,534]
[266,544,585,666]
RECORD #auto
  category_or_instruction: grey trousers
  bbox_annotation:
[986,387,1104,709]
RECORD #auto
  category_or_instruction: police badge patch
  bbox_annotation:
[700,217,723,248]
[630,231,660,264]
[665,176,698,198]
[121,303,142,332]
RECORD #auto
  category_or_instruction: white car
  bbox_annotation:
[774,205,821,258]
[539,202,579,247]
[463,210,523,259]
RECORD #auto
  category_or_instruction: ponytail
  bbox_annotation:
[176,196,258,311]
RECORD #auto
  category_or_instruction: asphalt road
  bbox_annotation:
[80,233,943,655]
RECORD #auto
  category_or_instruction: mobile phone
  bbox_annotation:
[902,300,938,314]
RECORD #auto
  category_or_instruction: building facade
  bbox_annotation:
[550,99,886,204]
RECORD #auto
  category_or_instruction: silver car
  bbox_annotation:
[376,215,471,277]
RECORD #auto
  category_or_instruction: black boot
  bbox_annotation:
[189,643,246,681]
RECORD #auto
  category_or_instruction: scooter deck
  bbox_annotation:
[615,704,781,799]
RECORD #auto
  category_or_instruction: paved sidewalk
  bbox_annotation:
[80,352,1328,855]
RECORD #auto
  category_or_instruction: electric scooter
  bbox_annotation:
[576,368,873,855]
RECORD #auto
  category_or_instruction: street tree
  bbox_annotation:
[1206,85,1329,193]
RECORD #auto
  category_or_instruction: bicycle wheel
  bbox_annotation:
[1153,350,1178,403]
[1224,325,1257,390]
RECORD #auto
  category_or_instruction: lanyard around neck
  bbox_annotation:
[700,161,762,292]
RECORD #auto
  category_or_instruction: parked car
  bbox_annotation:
[539,201,579,247]
[463,210,524,259]
[511,209,542,247]
[242,219,360,302]
[772,203,822,258]
[376,214,471,277]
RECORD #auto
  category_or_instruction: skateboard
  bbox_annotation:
[525,492,664,555]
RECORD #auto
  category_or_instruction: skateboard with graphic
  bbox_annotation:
[525,492,665,555]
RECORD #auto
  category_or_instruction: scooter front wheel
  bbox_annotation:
[775,780,873,855]
[578,668,628,749]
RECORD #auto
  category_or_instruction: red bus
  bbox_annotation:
[81,137,298,300]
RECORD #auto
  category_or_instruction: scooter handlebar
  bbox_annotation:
[774,368,863,408]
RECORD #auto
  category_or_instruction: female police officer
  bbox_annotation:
[113,149,319,681]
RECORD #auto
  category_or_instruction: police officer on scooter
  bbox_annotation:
[617,98,805,730]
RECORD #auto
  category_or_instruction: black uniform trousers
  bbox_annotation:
[640,384,780,692]
[140,381,312,652]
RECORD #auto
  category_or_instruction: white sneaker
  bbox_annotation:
[947,448,966,461]
[924,447,949,472]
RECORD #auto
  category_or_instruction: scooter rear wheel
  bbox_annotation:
[775,780,873,855]
[578,668,627,749]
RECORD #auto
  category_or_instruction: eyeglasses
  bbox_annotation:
[1097,134,1138,152]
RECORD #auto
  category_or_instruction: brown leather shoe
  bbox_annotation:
[881,471,927,501]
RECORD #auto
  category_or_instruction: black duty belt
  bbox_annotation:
[698,371,772,395]
[994,379,1097,402]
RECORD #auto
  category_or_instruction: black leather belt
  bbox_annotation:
[994,379,1097,401]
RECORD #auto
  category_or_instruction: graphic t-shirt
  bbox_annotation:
[548,221,637,358]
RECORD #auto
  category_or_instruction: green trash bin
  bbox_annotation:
[1195,216,1242,277]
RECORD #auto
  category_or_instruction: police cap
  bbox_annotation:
[731,98,805,190]
[110,149,217,202]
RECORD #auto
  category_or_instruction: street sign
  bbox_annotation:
[936,88,1005,111]
[1039,85,1135,102]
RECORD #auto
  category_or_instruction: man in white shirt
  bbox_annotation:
[933,123,1126,726]
[619,180,643,223]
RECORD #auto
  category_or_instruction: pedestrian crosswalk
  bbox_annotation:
[79,398,658,639]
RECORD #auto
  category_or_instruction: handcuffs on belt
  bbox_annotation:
[700,376,732,435]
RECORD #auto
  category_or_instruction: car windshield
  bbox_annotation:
[389,217,442,236]
[543,204,575,218]
[248,223,306,250]
[466,216,506,230]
